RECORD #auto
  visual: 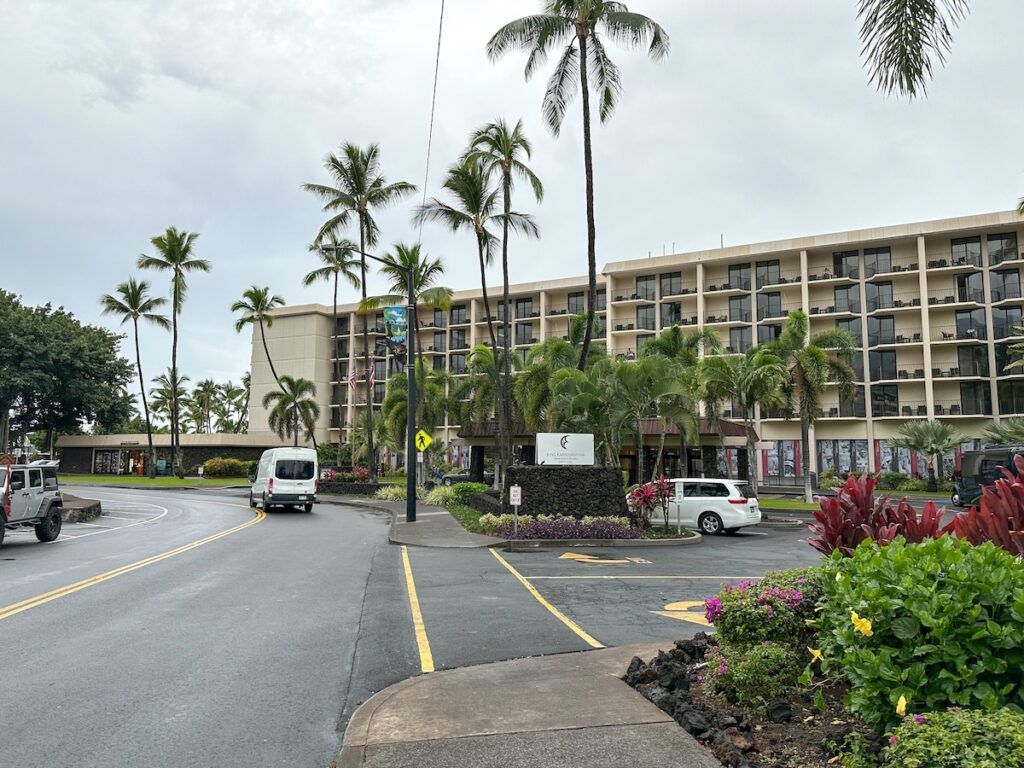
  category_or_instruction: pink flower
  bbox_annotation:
[704,597,724,623]
[889,736,899,746]
[912,714,926,725]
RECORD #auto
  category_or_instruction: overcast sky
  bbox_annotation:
[2,0,1022,388]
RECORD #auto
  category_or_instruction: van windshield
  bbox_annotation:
[275,460,314,481]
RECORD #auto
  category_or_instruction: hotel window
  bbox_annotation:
[956,272,984,303]
[334,316,350,336]
[660,272,681,298]
[867,315,894,346]
[757,292,782,320]
[432,355,446,372]
[836,284,862,312]
[515,298,535,319]
[433,308,447,328]
[637,305,656,331]
[988,232,1019,265]
[332,385,347,405]
[568,291,585,314]
[497,325,507,346]
[496,302,507,321]
[959,346,989,377]
[999,381,1024,415]
[374,338,389,357]
[841,387,867,417]
[450,304,468,324]
[757,324,781,344]
[993,306,1023,339]
[517,324,536,345]
[864,282,891,312]
[637,334,656,350]
[955,308,987,340]
[837,318,862,346]
[951,236,982,266]
[728,264,751,291]
[636,275,656,301]
[450,328,468,350]
[960,382,991,415]
[373,383,386,404]
[330,408,342,429]
[996,342,1024,374]
[450,353,468,374]
[849,353,864,382]
[335,339,349,359]
[730,327,752,353]
[870,384,899,417]
[991,270,1021,302]
[864,247,891,277]
[596,289,607,311]
[729,295,751,322]
[833,250,859,279]
[755,259,780,288]
[869,350,897,382]
[661,302,682,328]
[594,316,606,338]
[432,331,446,353]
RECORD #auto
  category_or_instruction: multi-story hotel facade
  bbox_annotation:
[249,210,1024,482]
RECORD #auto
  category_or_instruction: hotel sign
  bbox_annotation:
[536,433,594,466]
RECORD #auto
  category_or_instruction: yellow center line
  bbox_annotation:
[0,507,265,622]
[490,549,604,649]
[400,545,435,673]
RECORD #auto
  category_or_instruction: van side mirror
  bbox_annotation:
[247,470,257,483]
[10,480,24,491]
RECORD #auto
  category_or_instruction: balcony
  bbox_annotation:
[934,400,990,416]
[867,292,921,313]
[931,364,988,380]
[757,302,801,321]
[933,325,987,342]
[807,267,858,283]
[869,329,922,347]
[926,254,983,272]
[865,260,919,279]
[611,292,656,305]
[661,287,699,299]
[991,285,1024,303]
[756,273,802,290]
[999,398,1024,415]
[894,368,927,380]
[927,287,985,307]
[703,280,749,295]
[809,301,859,317]
[706,312,750,326]
[819,403,868,419]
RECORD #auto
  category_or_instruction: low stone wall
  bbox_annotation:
[467,491,501,515]
[318,481,380,496]
[504,465,628,518]
[61,495,102,523]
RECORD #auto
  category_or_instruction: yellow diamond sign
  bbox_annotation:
[415,430,433,452]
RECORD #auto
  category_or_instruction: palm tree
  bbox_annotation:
[237,372,251,433]
[465,119,544,482]
[489,1,668,370]
[192,379,220,433]
[984,417,1024,445]
[607,355,681,484]
[454,344,522,432]
[768,312,858,502]
[138,227,209,475]
[99,277,170,478]
[890,419,968,491]
[549,358,622,465]
[702,347,788,491]
[150,369,190,445]
[305,236,362,466]
[232,286,286,387]
[381,362,457,453]
[639,325,721,365]
[262,375,321,447]
[303,143,416,483]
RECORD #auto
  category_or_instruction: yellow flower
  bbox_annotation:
[851,611,873,637]
[808,647,824,663]
[836,571,843,582]
[896,695,907,716]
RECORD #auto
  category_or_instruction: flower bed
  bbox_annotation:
[480,513,640,540]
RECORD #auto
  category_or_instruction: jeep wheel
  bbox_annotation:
[303,503,313,513]
[35,508,62,542]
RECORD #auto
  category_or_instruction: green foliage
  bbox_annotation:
[819,537,1024,732]
[884,708,1024,768]
[833,733,880,768]
[451,482,488,503]
[373,484,423,502]
[317,441,349,468]
[702,642,803,712]
[877,471,908,490]
[424,486,460,508]
[201,457,248,477]
[897,477,927,492]
[477,513,631,536]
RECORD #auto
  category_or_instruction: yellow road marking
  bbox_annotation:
[651,599,711,626]
[401,545,435,673]
[0,507,265,622]
[490,549,604,649]
[559,552,632,565]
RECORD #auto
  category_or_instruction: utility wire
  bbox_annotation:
[418,0,445,242]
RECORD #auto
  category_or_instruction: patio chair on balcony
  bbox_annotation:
[941,330,955,340]
[914,369,925,378]
[917,405,927,416]
[902,406,912,416]
[951,404,962,415]
[935,404,946,415]
[913,333,922,342]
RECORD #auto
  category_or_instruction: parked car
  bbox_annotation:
[249,447,318,512]
[646,478,761,535]
[1,464,64,548]
[441,470,494,487]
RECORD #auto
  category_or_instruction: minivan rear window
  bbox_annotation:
[275,460,314,480]
[734,482,756,499]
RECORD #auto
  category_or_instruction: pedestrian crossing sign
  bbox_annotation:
[415,430,433,452]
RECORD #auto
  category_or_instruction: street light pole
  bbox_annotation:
[320,244,417,523]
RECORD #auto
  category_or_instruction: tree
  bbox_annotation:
[639,325,721,365]
[890,419,967,490]
[231,286,286,386]
[769,312,858,503]
[549,358,621,465]
[191,379,220,433]
[100,278,169,477]
[453,344,521,432]
[489,1,669,370]
[702,347,788,491]
[380,362,456,453]
[304,235,361,466]
[150,369,190,436]
[465,118,544,491]
[138,227,209,475]
[262,375,320,447]
[984,417,1024,446]
[304,143,416,483]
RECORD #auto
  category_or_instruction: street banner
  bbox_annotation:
[383,306,408,361]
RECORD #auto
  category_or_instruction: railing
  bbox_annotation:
[637,320,657,331]
[935,400,990,416]
[808,266,858,281]
[995,325,1024,340]
[866,292,920,312]
[931,363,988,378]
[933,325,987,341]
[612,292,656,302]
[820,403,868,418]
[991,285,1023,302]
[757,273,802,288]
[662,287,699,297]
[704,280,749,292]
[999,398,1024,415]
[926,254,983,269]
[889,401,927,418]
[613,323,636,331]
[894,368,927,380]
[927,287,985,305]
[865,260,919,278]
[869,329,922,346]
[809,300,859,315]
[758,302,802,320]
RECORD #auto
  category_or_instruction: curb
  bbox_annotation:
[755,519,806,528]
[60,483,248,492]
[506,534,702,549]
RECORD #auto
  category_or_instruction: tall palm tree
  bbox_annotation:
[891,419,967,490]
[192,378,220,433]
[639,325,721,366]
[549,358,622,465]
[488,1,669,370]
[262,375,321,448]
[702,347,788,491]
[984,417,1024,446]
[304,236,362,466]
[237,372,251,433]
[453,344,522,432]
[150,369,190,446]
[99,277,170,478]
[303,143,416,483]
[231,286,286,385]
[465,119,545,480]
[381,362,457,453]
[768,312,858,502]
[138,227,209,475]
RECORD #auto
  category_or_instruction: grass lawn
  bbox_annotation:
[758,497,818,511]
[59,474,249,487]
[447,503,487,534]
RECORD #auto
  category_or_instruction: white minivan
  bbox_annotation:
[250,448,318,512]
[665,478,761,535]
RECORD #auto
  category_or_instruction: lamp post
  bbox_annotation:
[320,244,417,523]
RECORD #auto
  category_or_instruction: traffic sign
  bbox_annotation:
[509,484,522,506]
[414,429,433,452]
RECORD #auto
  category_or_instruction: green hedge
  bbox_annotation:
[201,457,249,477]
[884,708,1024,767]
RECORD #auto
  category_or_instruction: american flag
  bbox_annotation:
[347,368,357,391]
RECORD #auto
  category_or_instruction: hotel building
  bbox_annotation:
[248,210,1024,482]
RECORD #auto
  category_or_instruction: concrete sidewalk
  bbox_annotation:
[320,495,505,548]
[336,643,721,768]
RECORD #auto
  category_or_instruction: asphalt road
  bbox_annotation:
[2,488,824,767]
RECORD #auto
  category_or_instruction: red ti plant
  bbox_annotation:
[653,475,672,529]
[944,454,1024,556]
[628,483,657,530]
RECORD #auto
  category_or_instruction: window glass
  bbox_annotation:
[515,298,535,318]
[450,305,468,324]
[955,309,987,339]
[869,350,896,381]
[595,290,607,311]
[756,292,782,320]
[660,302,681,327]
[637,305,656,330]
[834,284,861,312]
[991,270,1021,302]
[635,276,656,301]
[451,328,467,350]
[450,353,467,374]
[993,306,1023,339]
[43,468,58,488]
[870,385,899,417]
[699,482,730,497]
[659,272,681,297]
[755,260,780,288]
[837,318,862,345]
[29,469,42,488]
[728,264,751,290]
[275,460,314,480]
[956,272,984,303]
[682,482,701,497]
[568,292,584,314]
[832,250,859,279]
[758,324,781,344]
[864,282,891,311]
[734,482,755,499]
[989,233,1019,265]
[958,346,989,377]
[864,247,891,277]
[729,295,751,321]
[730,327,752,353]
[951,236,981,266]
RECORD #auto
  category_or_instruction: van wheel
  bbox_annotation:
[35,508,62,542]
[262,493,272,512]
[249,492,256,509]
[303,503,313,513]
[0,523,5,549]
[443,478,453,486]
[698,512,724,535]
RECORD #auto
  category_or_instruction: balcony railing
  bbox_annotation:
[934,325,987,341]
[891,401,928,417]
[999,398,1024,415]
[808,266,859,281]
[757,273,802,288]
[809,300,859,315]
[991,285,1023,302]
[927,254,983,269]
[927,287,985,305]
[865,260,919,278]
[757,302,801,320]
[895,368,927,380]
[820,403,868,418]
[704,280,749,292]
[935,400,990,416]
[931,363,988,378]
[869,329,922,346]
[867,292,921,312]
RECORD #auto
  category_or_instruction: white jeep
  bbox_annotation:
[0,464,63,548]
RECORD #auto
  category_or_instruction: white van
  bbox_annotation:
[249,448,318,512]
[644,478,761,535]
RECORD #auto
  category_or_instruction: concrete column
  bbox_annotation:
[469,299,478,348]
[696,262,706,331]
[799,250,810,315]
[347,311,357,438]
[539,290,548,341]
[980,237,1001,420]
[918,236,935,416]
[857,250,875,472]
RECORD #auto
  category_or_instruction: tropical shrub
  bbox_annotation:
[373,484,423,502]
[701,642,803,711]
[877,471,908,490]
[424,486,460,507]
[883,708,1024,768]
[451,482,489,503]
[201,457,248,477]
[896,477,928,492]
[705,568,822,651]
[944,454,1024,556]
[807,473,944,556]
[819,536,1024,731]
[818,466,840,490]
[488,514,638,540]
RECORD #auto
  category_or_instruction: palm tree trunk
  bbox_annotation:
[501,173,514,503]
[133,318,156,479]
[476,232,502,490]
[636,418,644,486]
[359,216,376,482]
[801,417,813,503]
[333,272,343,469]
[171,284,180,477]
[576,33,597,372]
[293,403,299,447]
[651,419,667,482]
[259,321,281,385]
